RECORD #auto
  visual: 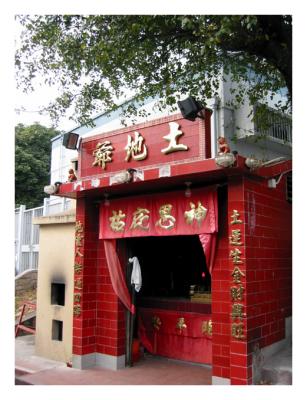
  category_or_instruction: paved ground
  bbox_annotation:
[15,335,212,385]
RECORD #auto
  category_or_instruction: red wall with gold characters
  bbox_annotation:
[79,111,211,179]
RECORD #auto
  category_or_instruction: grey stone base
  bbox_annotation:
[72,353,125,370]
[212,376,230,385]
[252,316,292,384]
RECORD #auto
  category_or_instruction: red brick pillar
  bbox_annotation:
[211,187,231,384]
[228,176,252,384]
[72,198,126,370]
[72,198,98,368]
[212,177,252,385]
[96,239,126,369]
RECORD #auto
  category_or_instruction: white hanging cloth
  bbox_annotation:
[129,256,142,292]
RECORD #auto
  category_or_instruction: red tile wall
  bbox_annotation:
[95,238,126,357]
[72,199,126,358]
[244,174,292,354]
[211,185,231,380]
[211,173,291,385]
[72,198,98,356]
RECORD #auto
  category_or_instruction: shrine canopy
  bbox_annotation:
[99,187,218,239]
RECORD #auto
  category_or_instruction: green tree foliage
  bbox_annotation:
[15,123,60,208]
[16,15,292,126]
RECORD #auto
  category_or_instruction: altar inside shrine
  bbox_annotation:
[138,306,212,364]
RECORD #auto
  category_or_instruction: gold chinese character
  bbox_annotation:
[92,141,114,170]
[201,320,212,336]
[231,303,246,320]
[229,229,242,245]
[156,204,176,230]
[74,293,82,303]
[109,210,126,232]
[176,317,187,333]
[230,210,243,225]
[231,322,245,339]
[74,262,83,274]
[161,122,189,154]
[75,221,84,234]
[73,304,81,317]
[152,316,162,331]
[125,131,148,161]
[231,266,245,284]
[74,279,83,290]
[230,248,243,264]
[230,285,244,301]
[130,207,150,230]
[184,201,208,226]
[75,233,83,247]
[75,248,83,258]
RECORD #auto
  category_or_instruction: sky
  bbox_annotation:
[2,2,307,400]
[15,85,77,132]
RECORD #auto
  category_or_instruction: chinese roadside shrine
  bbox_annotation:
[57,111,292,385]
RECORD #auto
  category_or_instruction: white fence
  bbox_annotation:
[15,197,73,275]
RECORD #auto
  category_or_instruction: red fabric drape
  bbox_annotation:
[198,233,217,275]
[103,239,135,314]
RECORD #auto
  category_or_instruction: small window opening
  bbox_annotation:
[52,320,63,341]
[51,283,65,306]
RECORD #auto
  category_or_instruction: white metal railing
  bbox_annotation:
[43,196,73,216]
[15,197,74,275]
[254,105,292,144]
[15,205,43,275]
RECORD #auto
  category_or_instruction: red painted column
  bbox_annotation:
[211,180,251,385]
[72,198,99,367]
[72,198,127,369]
[211,187,231,383]
[228,176,252,384]
[96,239,126,359]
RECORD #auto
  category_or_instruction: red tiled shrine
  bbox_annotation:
[58,112,292,385]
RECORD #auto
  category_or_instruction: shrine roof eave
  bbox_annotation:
[55,156,292,201]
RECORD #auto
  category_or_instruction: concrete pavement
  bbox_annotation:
[15,335,212,385]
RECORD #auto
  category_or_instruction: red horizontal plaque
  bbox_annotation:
[79,111,211,179]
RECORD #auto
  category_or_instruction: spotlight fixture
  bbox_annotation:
[185,182,192,198]
[62,132,80,150]
[177,96,204,121]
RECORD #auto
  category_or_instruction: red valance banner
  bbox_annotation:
[99,187,218,239]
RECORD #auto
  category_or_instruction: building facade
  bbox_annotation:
[35,74,292,384]
[50,107,292,384]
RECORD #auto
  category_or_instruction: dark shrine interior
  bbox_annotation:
[125,235,211,299]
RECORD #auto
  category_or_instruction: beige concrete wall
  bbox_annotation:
[33,211,75,363]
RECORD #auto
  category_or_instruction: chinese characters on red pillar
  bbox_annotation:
[73,220,84,317]
[229,210,246,340]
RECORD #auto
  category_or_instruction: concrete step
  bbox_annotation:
[260,346,292,385]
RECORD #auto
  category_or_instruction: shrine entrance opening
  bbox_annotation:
[120,235,212,366]
[126,235,210,298]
